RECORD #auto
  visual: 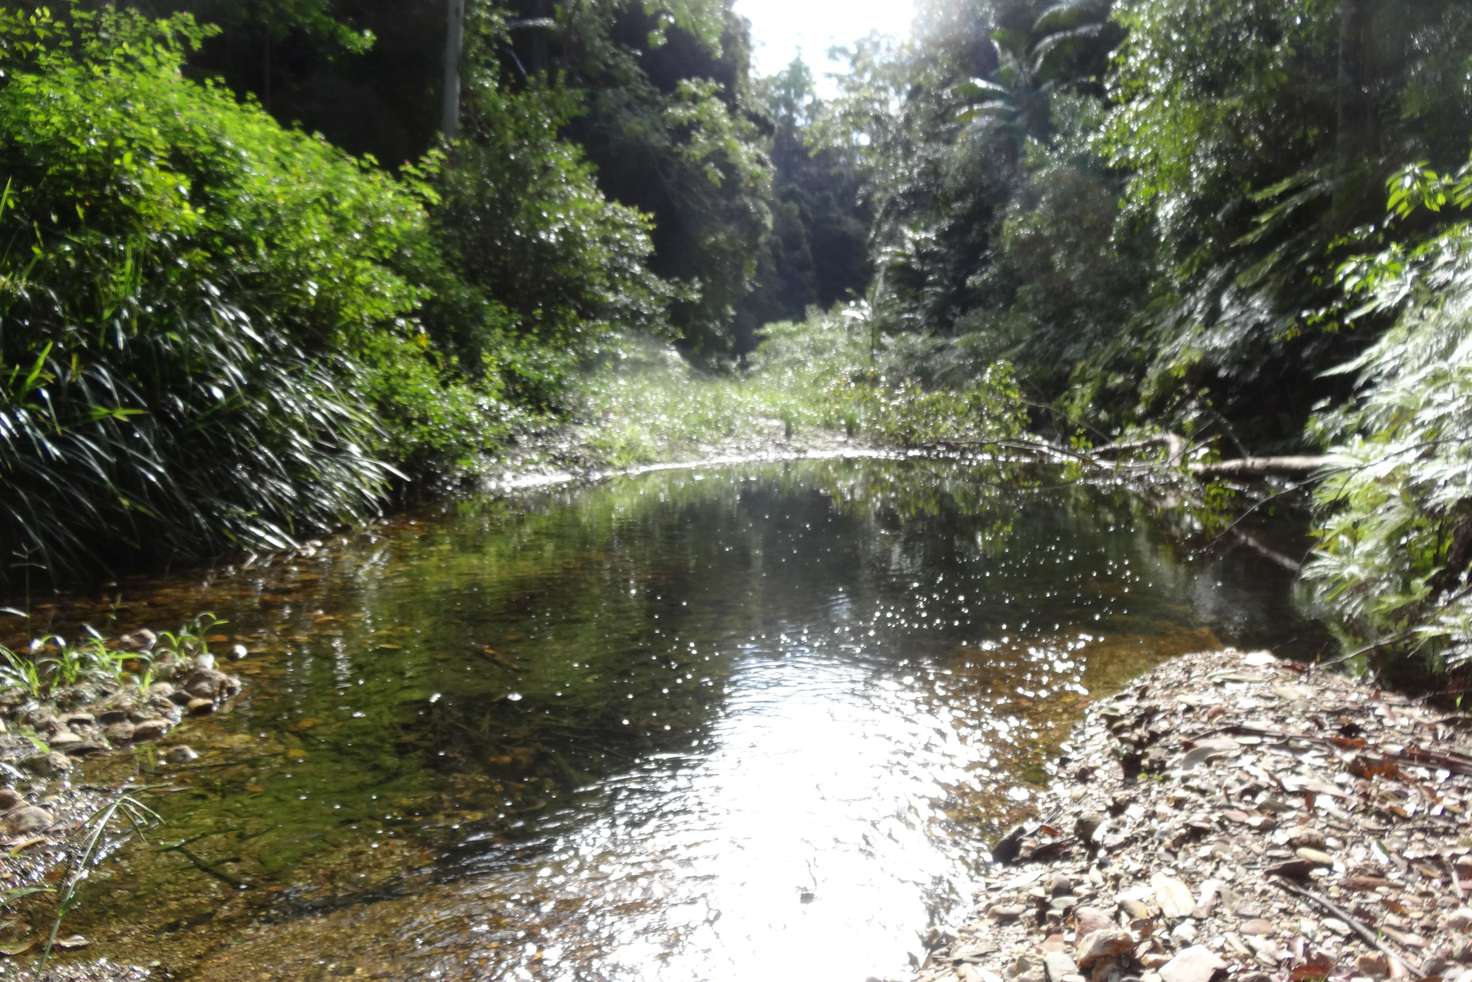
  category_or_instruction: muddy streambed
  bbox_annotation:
[26,458,1326,979]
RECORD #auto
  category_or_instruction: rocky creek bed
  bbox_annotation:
[0,450,1457,981]
[920,648,1472,982]
[0,631,242,973]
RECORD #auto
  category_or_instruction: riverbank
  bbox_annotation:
[918,648,1472,982]
[0,629,242,972]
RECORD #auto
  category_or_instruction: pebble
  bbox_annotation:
[5,804,53,835]
[165,745,199,764]
[1151,873,1195,918]
[104,722,136,744]
[1074,813,1102,844]
[22,751,72,777]
[187,697,216,716]
[131,719,170,742]
[1159,945,1226,982]
[1075,929,1133,970]
[183,667,238,701]
[1286,827,1326,849]
[1357,953,1391,978]
[1074,907,1113,938]
[1043,950,1079,982]
[0,787,21,811]
[118,628,156,650]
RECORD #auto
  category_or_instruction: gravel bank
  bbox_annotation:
[919,649,1472,982]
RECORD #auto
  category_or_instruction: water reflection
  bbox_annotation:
[45,458,1324,979]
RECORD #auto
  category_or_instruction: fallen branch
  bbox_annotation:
[1272,878,1424,979]
[1190,455,1345,478]
[1224,527,1303,572]
[1094,433,1190,463]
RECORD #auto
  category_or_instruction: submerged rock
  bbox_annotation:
[5,804,53,834]
[131,719,170,742]
[164,745,199,764]
[104,722,136,744]
[183,668,239,702]
[22,751,72,777]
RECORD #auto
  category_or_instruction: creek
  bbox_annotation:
[53,457,1325,979]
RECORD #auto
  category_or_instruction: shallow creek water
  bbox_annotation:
[41,457,1324,980]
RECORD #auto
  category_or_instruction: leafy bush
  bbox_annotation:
[1305,158,1472,668]
[0,5,450,580]
[430,79,681,404]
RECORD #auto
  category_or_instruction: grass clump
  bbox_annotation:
[0,613,221,699]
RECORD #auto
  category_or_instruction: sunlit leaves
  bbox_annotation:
[1306,154,1472,668]
[0,5,434,581]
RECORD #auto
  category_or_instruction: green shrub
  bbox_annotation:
[0,5,440,580]
[1306,157,1472,668]
[430,80,681,404]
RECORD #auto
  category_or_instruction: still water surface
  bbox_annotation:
[57,457,1323,980]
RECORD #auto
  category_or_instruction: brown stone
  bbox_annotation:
[131,719,170,741]
[104,722,136,744]
[1356,953,1391,978]
[4,805,53,835]
[1075,929,1134,970]
[1075,907,1114,939]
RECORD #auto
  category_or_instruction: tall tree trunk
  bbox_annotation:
[442,0,466,139]
[1334,0,1375,220]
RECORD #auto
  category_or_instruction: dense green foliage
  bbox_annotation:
[6,0,1472,678]
[827,0,1472,433]
[0,6,418,576]
[1306,159,1472,668]
[0,2,695,583]
[809,0,1472,671]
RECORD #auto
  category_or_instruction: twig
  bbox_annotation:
[1272,878,1424,978]
[1313,631,1414,669]
[163,843,251,891]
